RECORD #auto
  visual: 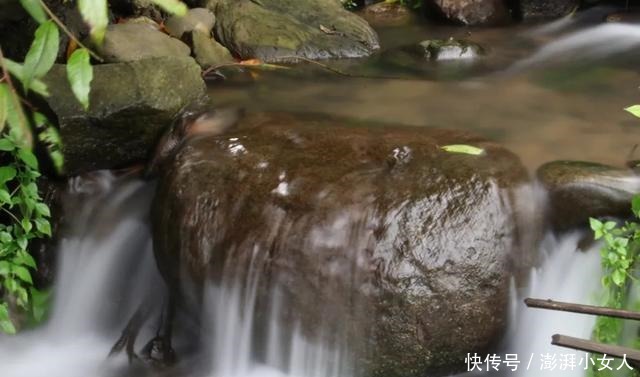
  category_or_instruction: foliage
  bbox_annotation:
[625,105,640,119]
[441,144,484,155]
[589,198,640,376]
[0,0,186,334]
[0,131,51,334]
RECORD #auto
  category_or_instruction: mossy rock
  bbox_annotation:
[153,112,530,377]
[211,0,379,62]
[418,38,485,61]
[537,160,639,231]
[42,56,208,175]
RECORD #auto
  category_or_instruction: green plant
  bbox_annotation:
[589,197,640,376]
[0,131,51,333]
[0,0,187,334]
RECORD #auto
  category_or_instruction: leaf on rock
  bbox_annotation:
[624,105,640,119]
[441,144,485,156]
[66,48,93,109]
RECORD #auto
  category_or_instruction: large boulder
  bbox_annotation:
[211,0,380,62]
[537,161,640,231]
[152,112,530,376]
[425,0,512,26]
[42,56,207,175]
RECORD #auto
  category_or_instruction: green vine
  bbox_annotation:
[589,196,640,376]
[0,130,51,334]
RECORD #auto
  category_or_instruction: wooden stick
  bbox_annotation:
[525,298,640,321]
[552,334,640,368]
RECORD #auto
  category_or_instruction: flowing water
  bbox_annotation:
[3,7,640,377]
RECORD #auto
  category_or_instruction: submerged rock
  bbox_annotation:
[359,1,416,26]
[537,161,640,231]
[42,56,207,175]
[425,0,512,26]
[418,38,484,61]
[518,0,578,20]
[93,23,191,63]
[152,112,529,376]
[211,0,379,62]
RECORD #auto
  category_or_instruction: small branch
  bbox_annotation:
[37,0,104,62]
[552,334,640,368]
[525,298,640,321]
[1,207,22,225]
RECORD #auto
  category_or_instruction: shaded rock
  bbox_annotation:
[359,1,416,26]
[191,29,235,68]
[425,0,512,26]
[92,23,191,63]
[165,7,216,39]
[152,112,530,377]
[537,161,640,231]
[212,0,379,62]
[418,38,484,60]
[518,0,578,20]
[42,56,207,175]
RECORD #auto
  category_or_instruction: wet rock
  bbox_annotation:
[425,0,512,26]
[211,0,380,62]
[191,29,235,68]
[605,11,640,24]
[165,8,216,39]
[92,23,191,63]
[518,0,578,20]
[537,161,639,231]
[418,38,484,61]
[42,56,207,175]
[153,112,530,376]
[359,1,416,26]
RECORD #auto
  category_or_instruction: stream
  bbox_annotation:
[1,7,639,377]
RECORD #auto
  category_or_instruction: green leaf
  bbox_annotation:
[22,20,59,93]
[66,48,93,109]
[0,84,30,145]
[612,269,626,286]
[78,0,108,44]
[150,0,188,16]
[12,265,33,285]
[0,189,12,205]
[604,221,617,230]
[0,317,16,335]
[441,144,485,156]
[0,83,7,131]
[34,202,50,217]
[624,105,640,119]
[16,237,27,251]
[19,0,47,24]
[0,137,15,152]
[14,251,37,269]
[0,166,17,185]
[34,218,51,236]
[18,149,38,170]
[3,58,50,97]
[0,261,10,276]
[632,195,640,218]
[21,219,32,233]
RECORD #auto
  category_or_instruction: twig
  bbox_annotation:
[525,298,640,321]
[37,0,104,62]
[201,56,413,81]
[1,207,22,225]
[552,334,640,368]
